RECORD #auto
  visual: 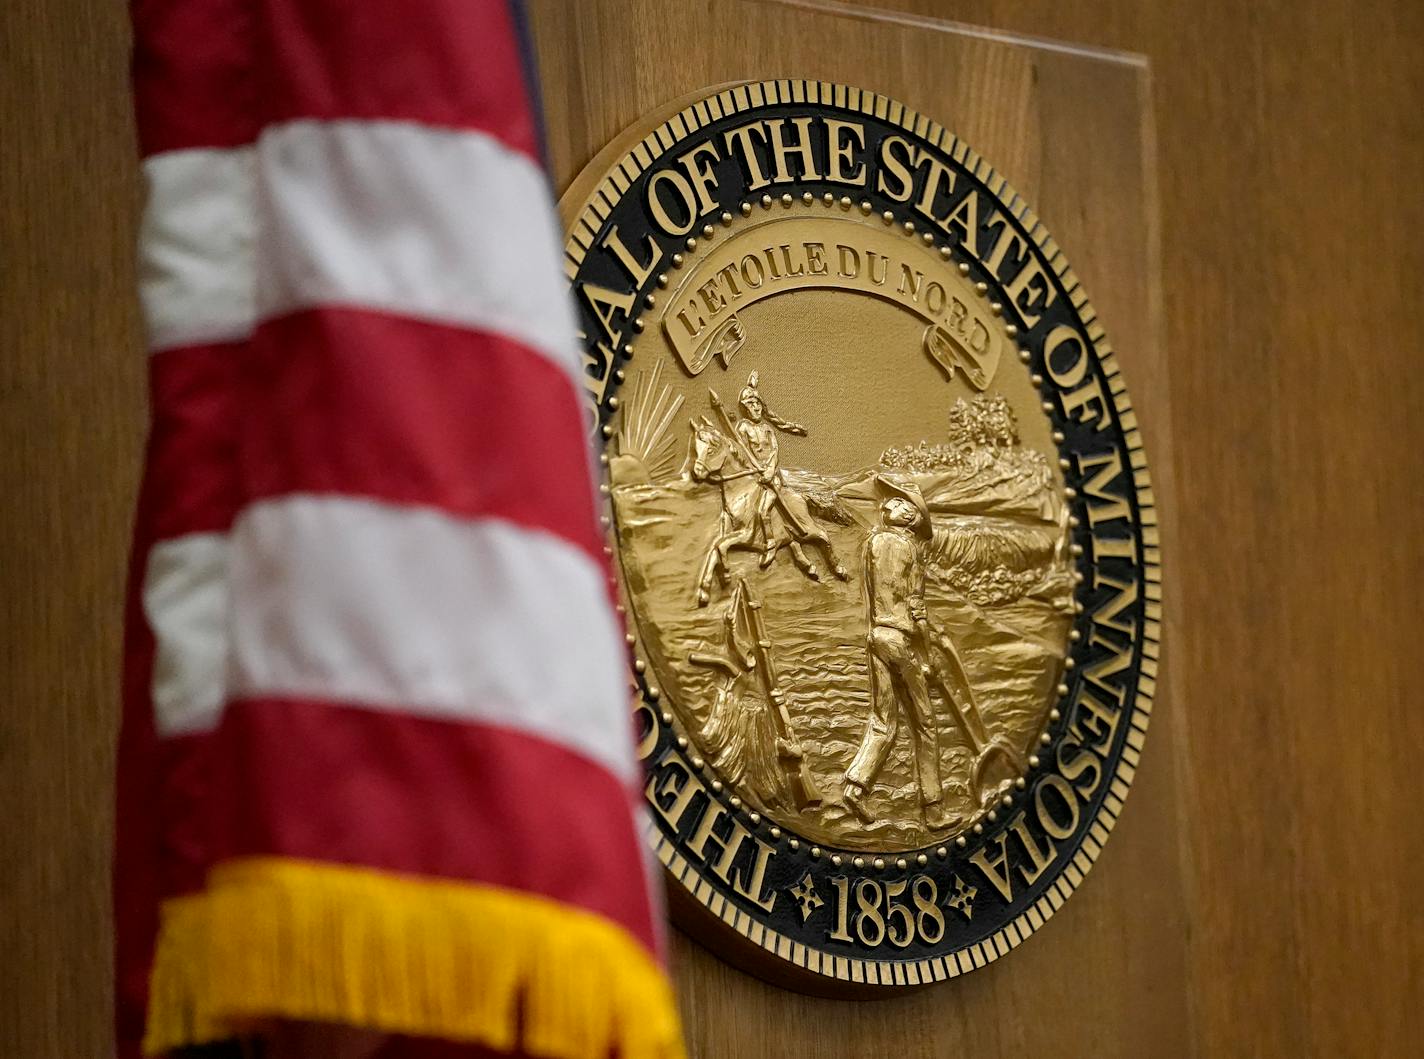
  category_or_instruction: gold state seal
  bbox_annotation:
[561,81,1160,991]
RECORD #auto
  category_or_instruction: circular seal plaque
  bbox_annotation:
[561,81,1159,991]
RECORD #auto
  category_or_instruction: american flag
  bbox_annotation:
[115,2,682,1056]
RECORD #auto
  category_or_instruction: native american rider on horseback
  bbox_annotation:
[691,373,848,606]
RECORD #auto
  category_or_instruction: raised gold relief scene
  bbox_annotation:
[568,80,1157,989]
[609,219,1075,853]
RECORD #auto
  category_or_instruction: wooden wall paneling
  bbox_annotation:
[528,4,1188,1056]
[0,3,140,1057]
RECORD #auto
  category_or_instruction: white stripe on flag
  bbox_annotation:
[227,496,634,781]
[140,121,580,383]
[144,532,231,735]
[255,119,581,380]
[140,149,256,352]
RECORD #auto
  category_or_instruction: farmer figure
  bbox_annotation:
[843,475,960,831]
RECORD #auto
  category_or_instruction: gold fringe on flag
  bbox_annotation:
[143,858,685,1059]
[143,892,232,1052]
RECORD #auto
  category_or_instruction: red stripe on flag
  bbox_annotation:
[147,343,244,540]
[149,734,220,897]
[113,541,163,1057]
[142,312,603,559]
[131,0,259,155]
[240,308,604,566]
[261,0,541,161]
[209,698,660,954]
[134,0,539,159]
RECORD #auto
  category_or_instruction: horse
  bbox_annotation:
[685,417,843,605]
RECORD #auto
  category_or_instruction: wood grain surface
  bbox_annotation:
[0,2,142,1057]
[1,0,1421,1056]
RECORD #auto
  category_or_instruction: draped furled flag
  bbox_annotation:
[114,2,684,1057]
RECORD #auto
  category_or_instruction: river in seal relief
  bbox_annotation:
[613,465,1075,852]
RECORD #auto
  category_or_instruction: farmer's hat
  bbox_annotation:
[874,474,932,540]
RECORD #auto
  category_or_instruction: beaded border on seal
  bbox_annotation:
[560,79,1162,986]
